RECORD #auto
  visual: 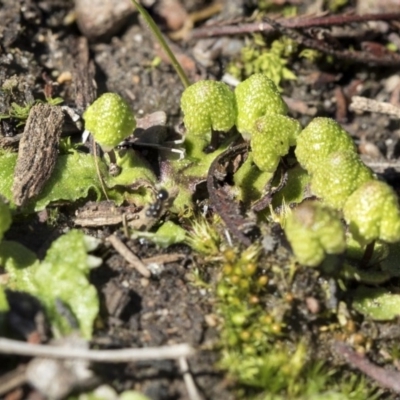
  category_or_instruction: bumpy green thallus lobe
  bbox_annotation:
[343,180,400,245]
[180,80,237,140]
[295,117,356,174]
[83,93,136,152]
[284,201,346,267]
[250,114,301,173]
[311,151,374,210]
[234,73,287,140]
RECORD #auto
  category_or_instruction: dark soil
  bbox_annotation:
[2,0,400,399]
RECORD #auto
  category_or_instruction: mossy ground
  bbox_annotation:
[1,0,400,399]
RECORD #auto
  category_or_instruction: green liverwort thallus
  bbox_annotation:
[295,117,356,174]
[284,201,346,267]
[344,180,400,245]
[249,114,301,173]
[235,73,287,140]
[180,80,237,140]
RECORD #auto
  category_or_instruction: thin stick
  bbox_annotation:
[334,341,400,393]
[107,234,151,278]
[190,12,400,39]
[0,338,194,362]
[350,96,400,119]
[130,0,190,88]
[93,140,110,200]
[142,253,185,265]
[0,366,27,397]
[179,357,203,400]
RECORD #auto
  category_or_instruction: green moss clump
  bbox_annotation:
[235,73,288,139]
[295,118,356,174]
[83,93,136,152]
[343,180,400,245]
[284,201,346,267]
[310,151,374,209]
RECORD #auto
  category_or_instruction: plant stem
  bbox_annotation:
[130,0,190,88]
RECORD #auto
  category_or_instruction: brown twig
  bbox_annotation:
[207,142,254,246]
[350,96,400,118]
[107,234,151,278]
[190,13,400,66]
[0,338,194,362]
[142,253,185,265]
[190,12,400,39]
[179,357,203,400]
[334,341,400,393]
[260,15,400,66]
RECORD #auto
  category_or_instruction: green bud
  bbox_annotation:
[235,74,287,139]
[295,117,356,174]
[311,151,374,209]
[180,80,237,141]
[284,201,346,267]
[343,180,400,245]
[250,114,301,172]
[83,93,136,152]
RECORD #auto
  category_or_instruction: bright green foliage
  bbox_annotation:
[0,198,11,241]
[233,154,273,203]
[228,35,297,90]
[0,148,156,212]
[250,114,301,172]
[0,151,105,211]
[180,80,237,140]
[215,246,339,397]
[343,180,400,245]
[240,37,297,87]
[83,93,136,152]
[3,230,101,338]
[272,164,311,207]
[327,0,348,12]
[119,391,152,400]
[0,286,8,313]
[352,286,400,321]
[105,149,156,198]
[295,118,356,174]
[311,151,374,209]
[185,215,221,255]
[235,73,288,139]
[284,201,346,267]
[0,241,39,293]
[130,221,187,248]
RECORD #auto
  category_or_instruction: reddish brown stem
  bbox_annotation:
[190,12,400,39]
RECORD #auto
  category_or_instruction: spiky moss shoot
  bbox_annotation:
[250,114,301,173]
[83,93,136,152]
[185,214,222,256]
[0,198,11,241]
[235,73,288,140]
[311,151,374,210]
[343,180,400,245]
[295,117,356,174]
[180,80,237,144]
[284,201,346,267]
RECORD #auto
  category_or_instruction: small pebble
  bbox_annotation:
[74,0,136,40]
